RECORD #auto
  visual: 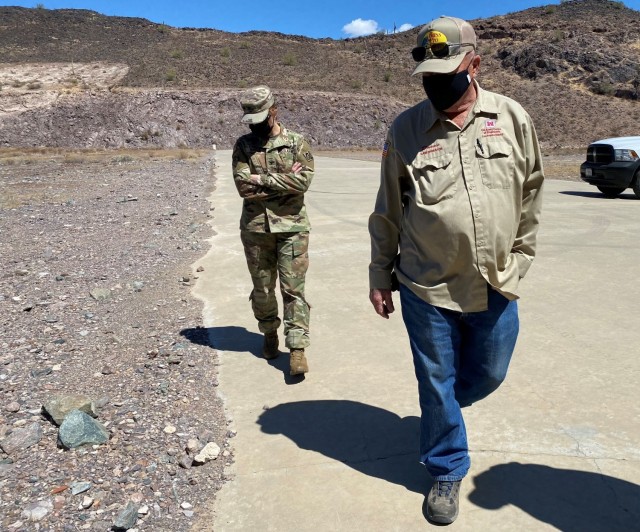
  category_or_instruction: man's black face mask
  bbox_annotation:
[249,117,272,138]
[422,70,471,112]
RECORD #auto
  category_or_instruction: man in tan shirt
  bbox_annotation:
[368,16,544,524]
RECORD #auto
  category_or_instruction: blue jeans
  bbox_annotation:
[399,283,519,481]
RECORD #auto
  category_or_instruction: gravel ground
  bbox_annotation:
[0,149,230,531]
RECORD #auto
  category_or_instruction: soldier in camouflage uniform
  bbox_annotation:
[232,85,314,375]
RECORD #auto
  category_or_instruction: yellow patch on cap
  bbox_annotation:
[427,30,447,46]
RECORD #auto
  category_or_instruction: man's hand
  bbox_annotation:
[370,288,395,319]
[249,173,262,185]
[291,162,302,174]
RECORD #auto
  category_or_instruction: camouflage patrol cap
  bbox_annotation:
[240,85,275,124]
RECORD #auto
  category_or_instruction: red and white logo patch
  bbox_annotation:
[481,118,503,138]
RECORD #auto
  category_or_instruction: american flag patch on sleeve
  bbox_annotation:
[382,141,389,157]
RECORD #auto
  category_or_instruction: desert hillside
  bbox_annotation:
[0,0,639,150]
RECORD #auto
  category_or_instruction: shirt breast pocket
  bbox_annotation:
[411,150,456,205]
[476,139,514,189]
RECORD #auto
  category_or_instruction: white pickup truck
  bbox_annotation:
[580,136,640,198]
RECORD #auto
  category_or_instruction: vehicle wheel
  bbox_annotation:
[596,186,625,198]
[632,172,640,199]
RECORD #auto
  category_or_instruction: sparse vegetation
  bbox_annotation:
[63,153,87,164]
[170,50,182,59]
[220,47,230,58]
[140,129,162,141]
[111,154,134,163]
[165,68,177,81]
[283,52,297,66]
[383,71,392,82]
[592,81,615,96]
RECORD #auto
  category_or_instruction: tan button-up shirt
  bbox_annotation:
[369,83,544,312]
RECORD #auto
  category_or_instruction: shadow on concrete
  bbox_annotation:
[180,326,214,348]
[559,190,637,200]
[469,462,640,531]
[257,400,427,494]
[180,326,299,382]
[181,325,260,353]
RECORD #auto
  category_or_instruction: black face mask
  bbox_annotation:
[249,117,272,138]
[422,71,472,111]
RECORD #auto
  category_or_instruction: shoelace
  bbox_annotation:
[436,481,455,497]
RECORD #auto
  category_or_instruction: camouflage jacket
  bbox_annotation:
[232,126,314,233]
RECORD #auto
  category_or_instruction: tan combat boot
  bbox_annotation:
[262,331,279,360]
[289,349,309,375]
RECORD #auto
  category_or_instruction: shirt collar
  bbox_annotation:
[472,82,500,116]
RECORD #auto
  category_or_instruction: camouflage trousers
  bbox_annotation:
[240,231,310,349]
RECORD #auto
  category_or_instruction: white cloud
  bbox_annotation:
[342,18,380,38]
[397,23,413,33]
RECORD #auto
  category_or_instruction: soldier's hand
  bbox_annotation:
[249,173,262,185]
[291,162,302,174]
[370,288,395,319]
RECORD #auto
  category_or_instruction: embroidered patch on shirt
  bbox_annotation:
[481,118,503,137]
[419,143,444,156]
[382,142,389,157]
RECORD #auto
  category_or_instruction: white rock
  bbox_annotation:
[21,500,53,521]
[81,496,94,509]
[180,502,192,510]
[163,425,176,434]
[193,442,220,464]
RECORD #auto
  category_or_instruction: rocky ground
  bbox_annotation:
[0,148,230,531]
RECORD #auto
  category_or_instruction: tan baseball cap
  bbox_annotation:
[240,85,274,124]
[412,16,477,76]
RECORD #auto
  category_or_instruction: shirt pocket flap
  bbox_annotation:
[412,149,454,170]
[476,139,512,159]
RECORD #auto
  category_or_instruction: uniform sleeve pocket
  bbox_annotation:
[476,139,514,189]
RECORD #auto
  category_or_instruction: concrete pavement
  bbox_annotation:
[192,150,640,531]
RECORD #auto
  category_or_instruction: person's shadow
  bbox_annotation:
[257,399,428,494]
[469,462,640,531]
[180,325,301,383]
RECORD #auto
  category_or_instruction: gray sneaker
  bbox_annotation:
[426,480,461,524]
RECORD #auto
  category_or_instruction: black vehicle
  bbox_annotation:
[580,136,640,198]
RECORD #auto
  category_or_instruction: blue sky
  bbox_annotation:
[2,0,640,38]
